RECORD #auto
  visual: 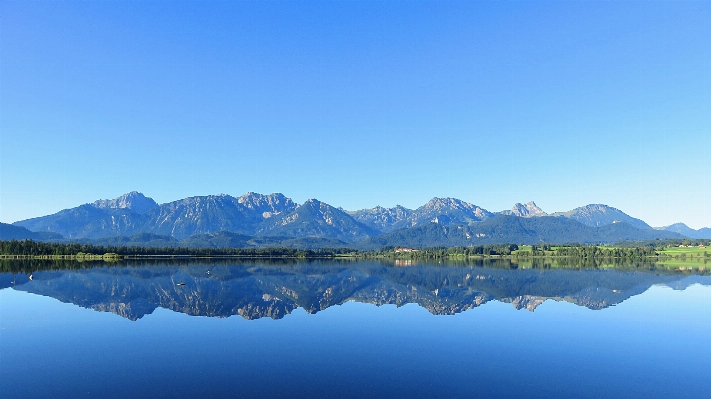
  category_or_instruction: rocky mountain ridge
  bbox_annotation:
[507,201,547,217]
[349,205,413,232]
[92,191,158,214]
[9,191,703,245]
[255,199,379,242]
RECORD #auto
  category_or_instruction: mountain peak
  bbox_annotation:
[92,192,158,214]
[511,201,547,217]
[390,197,493,229]
[237,192,295,214]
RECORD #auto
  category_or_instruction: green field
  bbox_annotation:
[658,246,709,256]
[513,245,533,253]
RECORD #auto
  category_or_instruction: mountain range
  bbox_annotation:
[4,191,709,248]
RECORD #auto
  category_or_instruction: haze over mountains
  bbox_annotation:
[4,191,709,248]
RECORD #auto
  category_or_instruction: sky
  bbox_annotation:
[1,1,709,229]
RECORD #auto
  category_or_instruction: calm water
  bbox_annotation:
[1,259,710,399]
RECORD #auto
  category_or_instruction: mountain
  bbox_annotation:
[13,192,297,240]
[389,197,493,230]
[349,205,413,232]
[349,198,493,233]
[658,223,711,239]
[140,192,297,239]
[9,191,699,247]
[14,192,160,238]
[256,199,380,242]
[357,215,682,249]
[141,194,251,239]
[13,204,118,238]
[502,201,547,217]
[236,192,296,220]
[0,222,63,241]
[552,204,651,230]
[92,191,158,214]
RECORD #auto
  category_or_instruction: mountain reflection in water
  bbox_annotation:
[2,259,709,321]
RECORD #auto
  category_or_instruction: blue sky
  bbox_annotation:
[1,1,710,228]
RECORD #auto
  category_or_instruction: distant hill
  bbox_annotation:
[0,222,63,241]
[551,204,652,230]
[657,223,711,239]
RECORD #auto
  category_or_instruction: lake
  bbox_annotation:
[1,259,710,398]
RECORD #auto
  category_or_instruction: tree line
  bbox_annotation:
[1,239,708,260]
[549,246,658,258]
[0,240,353,258]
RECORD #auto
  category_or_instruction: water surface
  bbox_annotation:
[1,259,710,398]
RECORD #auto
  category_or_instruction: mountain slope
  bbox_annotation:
[506,201,547,217]
[390,197,493,230]
[14,204,116,238]
[659,223,711,239]
[178,231,253,248]
[0,222,63,241]
[356,215,682,249]
[13,192,161,238]
[63,231,347,250]
[11,192,701,246]
[349,205,413,232]
[257,199,380,242]
[552,204,651,230]
[13,192,297,240]
[141,194,252,239]
[83,233,180,247]
[141,192,296,239]
[236,192,296,220]
[92,191,158,214]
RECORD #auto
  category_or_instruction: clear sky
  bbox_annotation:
[1,1,710,229]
